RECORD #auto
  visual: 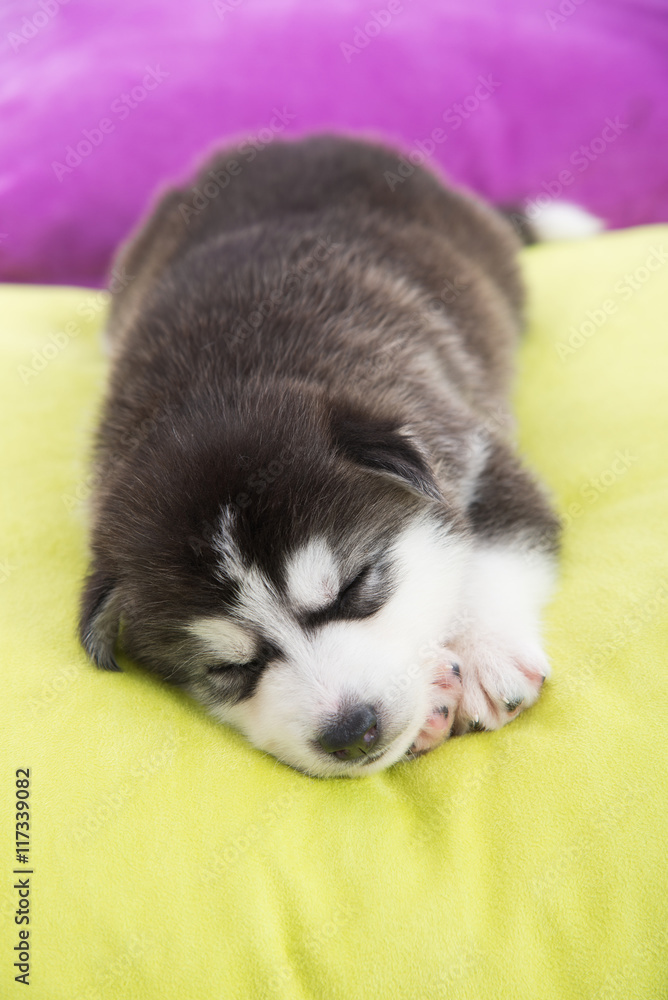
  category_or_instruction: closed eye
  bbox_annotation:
[304,563,391,626]
[206,640,282,675]
[207,658,262,675]
[338,564,372,602]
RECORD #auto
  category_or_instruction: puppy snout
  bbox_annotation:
[317,704,379,761]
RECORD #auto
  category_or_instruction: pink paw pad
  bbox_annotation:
[408,662,462,756]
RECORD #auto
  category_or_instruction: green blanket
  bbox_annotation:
[2,227,667,999]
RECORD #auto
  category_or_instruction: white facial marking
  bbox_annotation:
[211,505,247,583]
[187,617,256,663]
[208,516,471,777]
[234,564,299,652]
[458,431,491,506]
[284,538,340,612]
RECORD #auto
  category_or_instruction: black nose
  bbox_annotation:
[317,705,379,761]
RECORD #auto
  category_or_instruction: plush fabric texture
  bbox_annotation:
[1,0,668,287]
[2,227,668,998]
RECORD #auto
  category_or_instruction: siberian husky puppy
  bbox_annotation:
[79,135,595,776]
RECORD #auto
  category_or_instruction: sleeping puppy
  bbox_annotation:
[79,135,590,777]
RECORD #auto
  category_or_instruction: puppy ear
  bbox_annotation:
[79,567,122,671]
[331,411,443,503]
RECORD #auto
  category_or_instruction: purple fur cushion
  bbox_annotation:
[1,0,667,287]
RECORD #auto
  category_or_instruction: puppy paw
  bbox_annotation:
[408,663,462,756]
[448,633,549,736]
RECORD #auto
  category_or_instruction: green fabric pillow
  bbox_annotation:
[2,226,667,999]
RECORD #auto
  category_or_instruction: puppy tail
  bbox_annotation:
[498,202,605,245]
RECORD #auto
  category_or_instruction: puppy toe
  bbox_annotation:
[409,661,462,756]
[448,634,550,736]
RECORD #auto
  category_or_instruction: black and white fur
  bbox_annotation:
[80,135,588,776]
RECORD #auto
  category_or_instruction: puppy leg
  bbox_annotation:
[448,544,554,734]
[450,439,559,734]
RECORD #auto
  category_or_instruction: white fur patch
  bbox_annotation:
[455,542,555,640]
[187,617,256,663]
[189,518,556,771]
[284,538,340,612]
[458,430,491,506]
[212,517,471,776]
[446,541,556,734]
[530,202,604,242]
[211,505,247,583]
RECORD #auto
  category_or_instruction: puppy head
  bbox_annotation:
[80,385,469,776]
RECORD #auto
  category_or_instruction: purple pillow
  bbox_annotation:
[1,0,667,287]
